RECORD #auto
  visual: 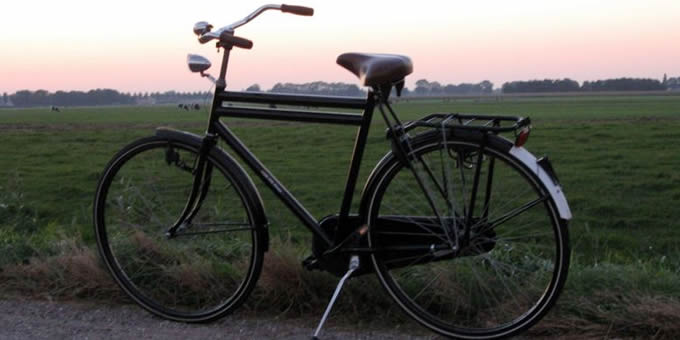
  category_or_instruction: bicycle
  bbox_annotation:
[93,4,572,339]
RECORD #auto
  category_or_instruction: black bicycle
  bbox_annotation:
[93,4,572,339]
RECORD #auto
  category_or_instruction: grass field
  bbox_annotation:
[1,94,680,337]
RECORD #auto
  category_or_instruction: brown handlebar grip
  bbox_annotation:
[281,4,314,16]
[219,32,254,49]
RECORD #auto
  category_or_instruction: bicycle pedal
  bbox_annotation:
[302,255,321,271]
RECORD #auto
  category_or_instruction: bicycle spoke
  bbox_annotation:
[379,204,449,244]
[190,222,251,227]
[487,196,548,229]
[173,226,254,237]
[381,251,433,266]
[372,231,446,238]
[412,270,444,304]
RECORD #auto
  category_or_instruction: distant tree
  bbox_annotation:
[429,81,443,95]
[7,88,135,107]
[479,80,494,93]
[2,92,7,104]
[415,79,429,88]
[414,79,430,95]
[33,90,51,106]
[443,84,457,94]
[502,79,579,93]
[389,86,411,97]
[663,73,668,85]
[246,84,261,92]
[666,77,680,89]
[412,79,494,96]
[9,90,34,107]
[269,81,365,97]
[581,78,666,92]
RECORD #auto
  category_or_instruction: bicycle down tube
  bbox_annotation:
[208,89,376,248]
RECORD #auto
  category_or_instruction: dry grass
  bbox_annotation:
[0,239,123,301]
[1,236,679,338]
[626,296,680,336]
[248,240,399,321]
[533,294,680,339]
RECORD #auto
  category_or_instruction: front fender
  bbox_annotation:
[155,127,270,250]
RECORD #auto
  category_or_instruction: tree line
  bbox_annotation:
[245,79,495,97]
[502,76,679,93]
[0,89,211,108]
[255,77,678,97]
[2,75,679,107]
[410,79,494,96]
[261,81,366,97]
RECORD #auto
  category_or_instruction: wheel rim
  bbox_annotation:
[369,140,566,337]
[95,141,259,319]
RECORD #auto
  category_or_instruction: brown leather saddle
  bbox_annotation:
[336,53,413,88]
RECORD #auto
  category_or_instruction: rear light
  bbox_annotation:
[514,126,531,147]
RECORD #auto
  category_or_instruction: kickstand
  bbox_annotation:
[311,255,360,340]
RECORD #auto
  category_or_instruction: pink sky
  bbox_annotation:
[1,0,679,93]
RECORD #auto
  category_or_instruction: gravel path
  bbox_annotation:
[0,298,436,340]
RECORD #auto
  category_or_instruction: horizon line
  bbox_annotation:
[2,74,676,95]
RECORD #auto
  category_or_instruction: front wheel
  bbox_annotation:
[93,136,264,322]
[366,134,569,339]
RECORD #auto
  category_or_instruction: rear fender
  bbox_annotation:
[509,146,572,220]
[360,129,572,221]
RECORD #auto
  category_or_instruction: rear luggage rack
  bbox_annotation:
[400,113,532,146]
[402,113,530,134]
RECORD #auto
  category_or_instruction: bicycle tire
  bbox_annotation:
[365,132,569,339]
[94,135,264,322]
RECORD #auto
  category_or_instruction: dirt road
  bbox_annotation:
[0,298,434,339]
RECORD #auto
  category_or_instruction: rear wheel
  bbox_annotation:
[94,136,264,322]
[367,135,569,339]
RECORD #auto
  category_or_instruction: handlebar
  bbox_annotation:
[281,4,314,16]
[196,4,314,46]
[219,32,253,50]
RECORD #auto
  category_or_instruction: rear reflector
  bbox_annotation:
[515,126,531,147]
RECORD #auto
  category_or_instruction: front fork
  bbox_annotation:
[165,134,217,238]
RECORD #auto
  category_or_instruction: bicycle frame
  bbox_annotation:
[190,48,379,249]
[180,42,560,258]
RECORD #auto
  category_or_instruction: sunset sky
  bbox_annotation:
[1,0,679,93]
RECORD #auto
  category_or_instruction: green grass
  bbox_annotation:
[2,94,680,337]
[2,96,679,262]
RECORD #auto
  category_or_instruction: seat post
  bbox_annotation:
[335,92,375,243]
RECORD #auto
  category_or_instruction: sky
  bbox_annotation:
[1,0,679,93]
